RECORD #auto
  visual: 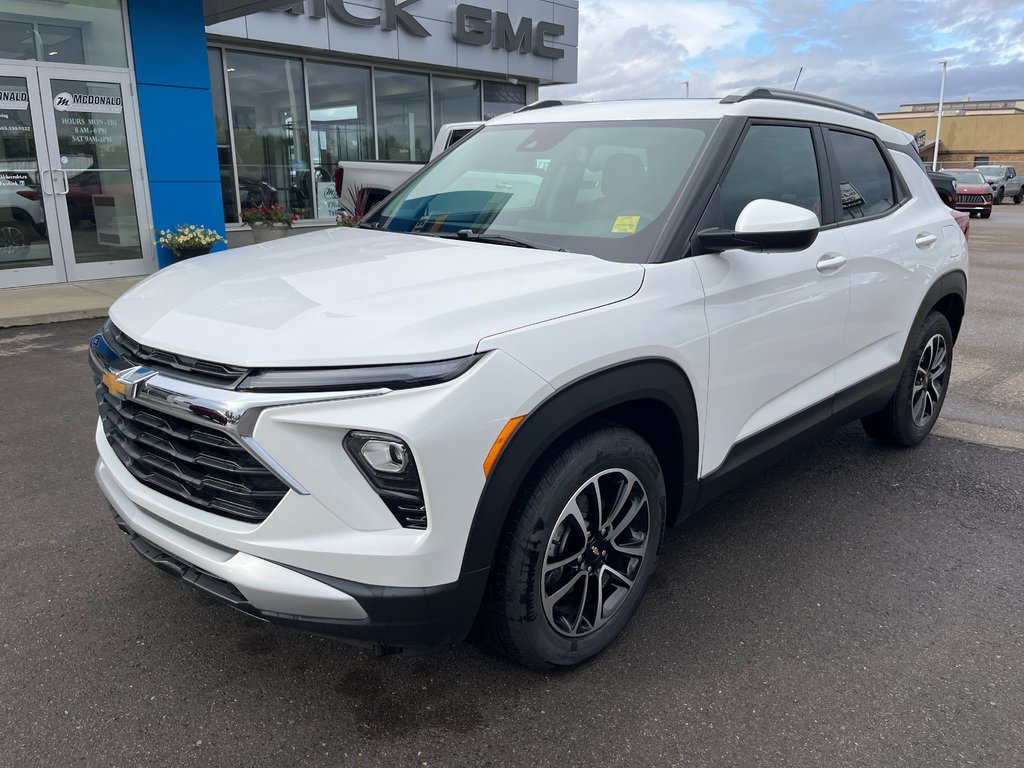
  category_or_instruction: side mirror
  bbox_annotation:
[697,199,820,254]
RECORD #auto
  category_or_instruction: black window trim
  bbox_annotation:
[822,124,912,229]
[685,117,836,257]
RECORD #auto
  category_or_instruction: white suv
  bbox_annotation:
[92,89,967,669]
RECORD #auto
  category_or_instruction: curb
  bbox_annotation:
[0,307,111,330]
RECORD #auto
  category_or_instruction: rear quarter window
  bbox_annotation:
[828,130,897,220]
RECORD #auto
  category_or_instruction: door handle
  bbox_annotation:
[816,253,847,274]
[40,169,54,196]
[55,169,70,195]
[915,232,938,248]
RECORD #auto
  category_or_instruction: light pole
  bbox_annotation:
[680,80,689,98]
[932,60,948,171]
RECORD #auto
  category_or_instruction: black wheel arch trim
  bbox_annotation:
[904,270,967,357]
[459,358,701,576]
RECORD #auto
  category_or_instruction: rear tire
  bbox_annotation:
[483,425,666,670]
[861,311,953,447]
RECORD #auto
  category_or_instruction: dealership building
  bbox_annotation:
[878,99,1024,169]
[0,0,579,290]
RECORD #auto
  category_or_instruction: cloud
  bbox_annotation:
[544,0,1024,112]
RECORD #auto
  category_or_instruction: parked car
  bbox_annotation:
[974,164,1023,204]
[91,89,967,669]
[944,168,994,218]
[927,170,957,208]
[927,170,969,237]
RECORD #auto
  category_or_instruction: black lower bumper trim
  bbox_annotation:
[109,506,488,654]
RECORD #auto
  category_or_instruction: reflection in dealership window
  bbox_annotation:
[226,51,312,220]
[375,70,431,163]
[0,0,127,68]
[432,77,481,137]
[208,48,240,224]
[483,82,527,120]
[308,61,374,219]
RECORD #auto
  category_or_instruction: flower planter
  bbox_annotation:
[250,222,291,243]
[172,245,212,261]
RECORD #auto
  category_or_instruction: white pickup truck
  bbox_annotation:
[335,122,481,216]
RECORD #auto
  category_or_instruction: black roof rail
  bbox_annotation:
[514,99,585,113]
[720,88,880,122]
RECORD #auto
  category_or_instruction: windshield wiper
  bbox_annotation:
[451,229,566,252]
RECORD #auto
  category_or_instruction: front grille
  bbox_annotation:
[105,323,249,388]
[95,380,288,522]
[957,194,987,204]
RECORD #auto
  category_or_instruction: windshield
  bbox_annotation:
[974,166,1001,178]
[365,120,715,263]
[948,170,986,184]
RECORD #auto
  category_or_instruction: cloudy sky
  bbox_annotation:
[542,0,1024,112]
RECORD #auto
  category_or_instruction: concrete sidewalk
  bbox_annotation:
[0,277,143,329]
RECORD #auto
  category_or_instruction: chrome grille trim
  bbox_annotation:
[90,331,391,515]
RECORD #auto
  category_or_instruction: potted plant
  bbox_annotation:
[241,204,298,243]
[157,225,225,261]
[336,184,373,228]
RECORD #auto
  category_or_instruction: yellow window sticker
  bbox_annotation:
[611,215,640,234]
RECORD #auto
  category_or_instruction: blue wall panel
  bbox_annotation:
[127,0,225,267]
[127,0,212,89]
[136,84,220,183]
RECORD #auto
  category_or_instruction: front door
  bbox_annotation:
[0,64,154,289]
[692,122,852,477]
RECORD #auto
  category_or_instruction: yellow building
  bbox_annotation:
[878,100,1024,169]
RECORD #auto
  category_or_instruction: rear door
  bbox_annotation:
[692,121,852,476]
[823,128,953,394]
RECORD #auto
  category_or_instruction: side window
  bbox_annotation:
[720,125,822,229]
[828,130,897,220]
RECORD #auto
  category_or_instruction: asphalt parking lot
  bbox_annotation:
[2,208,1023,768]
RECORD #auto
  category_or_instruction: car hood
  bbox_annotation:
[110,228,644,367]
[956,183,990,194]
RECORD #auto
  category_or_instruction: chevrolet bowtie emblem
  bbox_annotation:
[102,365,157,399]
[591,545,601,556]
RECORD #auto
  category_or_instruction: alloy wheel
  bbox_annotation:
[912,333,948,427]
[541,468,651,637]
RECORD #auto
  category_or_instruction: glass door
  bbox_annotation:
[37,68,154,282]
[0,64,65,289]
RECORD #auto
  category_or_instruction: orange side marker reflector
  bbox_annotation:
[483,416,525,477]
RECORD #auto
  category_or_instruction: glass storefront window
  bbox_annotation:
[432,77,481,137]
[483,82,527,120]
[375,70,430,163]
[0,0,128,68]
[208,48,239,224]
[308,61,373,219]
[225,50,312,220]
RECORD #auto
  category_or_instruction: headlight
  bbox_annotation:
[344,431,427,530]
[237,354,482,393]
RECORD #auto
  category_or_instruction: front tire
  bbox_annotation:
[993,188,1004,204]
[862,311,953,447]
[981,209,992,219]
[484,425,666,670]
[1014,191,1022,204]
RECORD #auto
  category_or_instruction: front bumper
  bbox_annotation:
[954,201,992,214]
[91,333,553,651]
[101,462,488,652]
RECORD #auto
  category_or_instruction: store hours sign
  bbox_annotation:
[280,0,567,59]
